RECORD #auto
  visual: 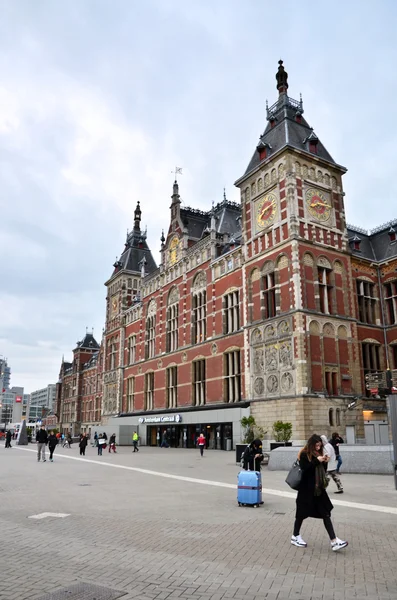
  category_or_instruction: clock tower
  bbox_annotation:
[103,200,157,421]
[235,61,359,443]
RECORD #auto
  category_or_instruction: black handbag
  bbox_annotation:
[285,460,302,490]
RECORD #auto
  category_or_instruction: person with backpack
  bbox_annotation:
[242,439,264,471]
[291,434,348,551]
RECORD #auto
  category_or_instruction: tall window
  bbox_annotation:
[224,351,241,403]
[318,267,333,314]
[144,372,154,410]
[356,280,376,324]
[110,338,117,370]
[166,366,178,408]
[362,343,381,373]
[128,336,136,365]
[192,360,206,406]
[145,316,156,359]
[384,281,397,325]
[325,371,338,395]
[223,291,240,334]
[192,291,206,344]
[262,272,276,319]
[166,296,179,352]
[127,377,134,412]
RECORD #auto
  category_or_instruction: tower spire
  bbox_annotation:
[276,59,288,95]
[133,200,141,232]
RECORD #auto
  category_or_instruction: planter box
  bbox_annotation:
[270,442,292,451]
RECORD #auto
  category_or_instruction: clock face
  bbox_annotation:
[256,193,277,229]
[306,188,331,221]
[169,236,180,265]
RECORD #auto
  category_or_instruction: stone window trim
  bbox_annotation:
[144,371,154,411]
[126,376,135,412]
[166,366,178,409]
[315,260,335,315]
[384,279,397,325]
[127,335,136,365]
[192,359,206,406]
[166,288,179,353]
[145,315,156,359]
[324,367,339,396]
[222,289,240,335]
[356,279,377,325]
[192,290,207,345]
[224,349,242,403]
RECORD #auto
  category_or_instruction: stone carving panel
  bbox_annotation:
[250,317,295,399]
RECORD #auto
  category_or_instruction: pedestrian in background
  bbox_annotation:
[330,432,344,474]
[321,435,343,494]
[108,433,117,453]
[291,434,348,551]
[36,425,48,462]
[197,432,206,457]
[132,431,139,452]
[79,433,88,456]
[48,431,58,462]
[5,430,12,449]
[97,434,105,455]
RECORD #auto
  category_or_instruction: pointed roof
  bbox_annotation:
[108,201,157,280]
[74,333,100,351]
[237,61,346,182]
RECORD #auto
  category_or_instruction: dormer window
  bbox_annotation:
[389,227,396,243]
[270,118,276,129]
[259,148,267,161]
[350,235,361,251]
[296,112,302,124]
[309,141,318,154]
[257,140,272,162]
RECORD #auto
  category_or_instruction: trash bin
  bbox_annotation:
[236,443,247,464]
[226,438,232,451]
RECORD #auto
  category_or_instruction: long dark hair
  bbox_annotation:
[299,434,323,461]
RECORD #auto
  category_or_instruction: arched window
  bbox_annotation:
[262,262,276,319]
[329,408,334,427]
[317,258,333,314]
[192,273,207,344]
[336,408,341,427]
[166,288,179,352]
[145,300,156,359]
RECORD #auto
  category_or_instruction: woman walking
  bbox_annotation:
[48,431,58,462]
[291,434,348,551]
[79,433,88,456]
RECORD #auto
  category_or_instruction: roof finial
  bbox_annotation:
[276,59,288,95]
[223,187,227,202]
[134,201,141,232]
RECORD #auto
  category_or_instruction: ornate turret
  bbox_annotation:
[276,59,288,94]
[133,201,141,232]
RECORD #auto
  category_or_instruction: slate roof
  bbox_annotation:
[74,333,100,351]
[110,202,157,279]
[180,196,241,242]
[243,93,341,177]
[347,219,397,262]
[83,351,99,370]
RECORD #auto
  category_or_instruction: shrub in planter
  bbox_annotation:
[240,416,266,444]
[272,421,292,444]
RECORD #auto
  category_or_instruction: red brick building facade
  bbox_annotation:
[57,62,397,446]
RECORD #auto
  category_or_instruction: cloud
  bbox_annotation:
[1,0,397,391]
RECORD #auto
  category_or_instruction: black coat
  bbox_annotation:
[6,431,11,442]
[36,429,48,444]
[48,434,58,449]
[330,436,344,457]
[296,451,333,520]
[79,437,88,448]
[242,444,264,471]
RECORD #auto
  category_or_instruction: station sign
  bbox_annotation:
[138,414,182,424]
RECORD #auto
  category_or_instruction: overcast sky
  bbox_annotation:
[1,0,397,393]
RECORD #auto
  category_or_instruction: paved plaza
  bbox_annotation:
[1,444,397,600]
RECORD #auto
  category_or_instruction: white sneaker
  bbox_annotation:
[331,538,348,551]
[291,534,307,548]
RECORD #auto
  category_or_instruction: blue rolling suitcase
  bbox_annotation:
[237,470,262,507]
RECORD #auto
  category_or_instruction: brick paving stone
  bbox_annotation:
[2,447,397,600]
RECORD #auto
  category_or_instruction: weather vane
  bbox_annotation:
[171,166,183,181]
